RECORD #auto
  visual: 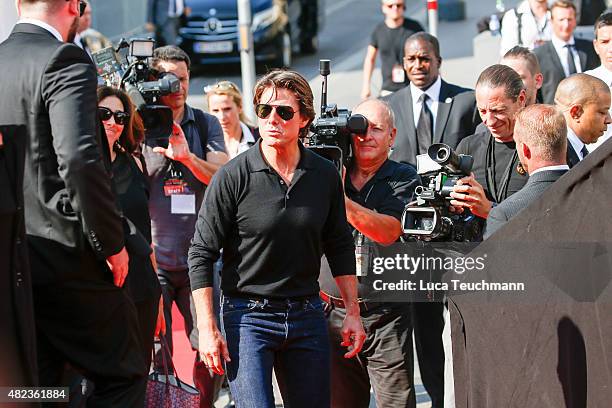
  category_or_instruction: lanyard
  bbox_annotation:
[485,136,518,203]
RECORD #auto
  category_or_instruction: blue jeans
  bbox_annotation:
[221,295,331,408]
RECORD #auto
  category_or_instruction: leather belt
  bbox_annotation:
[319,290,374,313]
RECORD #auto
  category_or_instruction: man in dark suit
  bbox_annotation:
[534,0,599,104]
[387,32,481,168]
[0,1,146,405]
[554,73,612,168]
[0,125,37,398]
[484,104,569,238]
[146,0,184,46]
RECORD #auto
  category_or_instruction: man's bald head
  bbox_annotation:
[353,98,396,130]
[555,74,612,144]
[554,73,610,108]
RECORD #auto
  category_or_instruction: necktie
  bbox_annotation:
[565,44,577,76]
[416,93,433,155]
[580,145,589,160]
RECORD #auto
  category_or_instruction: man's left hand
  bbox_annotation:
[449,173,492,218]
[153,122,191,163]
[340,313,366,358]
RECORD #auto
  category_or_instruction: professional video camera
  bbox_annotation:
[307,60,368,170]
[92,38,179,139]
[402,143,483,242]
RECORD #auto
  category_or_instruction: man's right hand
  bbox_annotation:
[199,326,231,375]
[360,86,371,100]
[145,22,155,32]
[106,247,129,287]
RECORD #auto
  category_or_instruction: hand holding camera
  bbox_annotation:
[449,174,492,219]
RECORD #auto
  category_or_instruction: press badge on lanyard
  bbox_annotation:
[164,161,196,214]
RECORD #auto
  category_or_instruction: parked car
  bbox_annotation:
[178,0,324,68]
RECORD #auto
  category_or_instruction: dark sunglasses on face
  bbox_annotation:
[98,107,129,125]
[385,3,404,9]
[255,104,296,121]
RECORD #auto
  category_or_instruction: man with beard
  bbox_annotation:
[0,0,146,405]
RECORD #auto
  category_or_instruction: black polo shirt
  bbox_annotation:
[456,130,528,204]
[319,159,420,300]
[188,139,355,299]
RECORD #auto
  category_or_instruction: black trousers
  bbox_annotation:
[412,301,445,408]
[324,302,416,408]
[29,238,146,408]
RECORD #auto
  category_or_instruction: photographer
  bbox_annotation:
[319,99,420,408]
[450,64,529,220]
[141,45,229,404]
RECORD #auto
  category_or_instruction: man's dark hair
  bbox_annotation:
[594,11,612,39]
[503,46,541,76]
[253,69,315,138]
[476,64,525,101]
[404,32,441,60]
[152,45,191,71]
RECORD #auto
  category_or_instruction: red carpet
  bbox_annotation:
[169,302,196,385]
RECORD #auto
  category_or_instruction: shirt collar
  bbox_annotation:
[17,19,63,42]
[566,125,585,156]
[246,138,316,172]
[410,76,442,103]
[239,122,256,146]
[530,164,569,176]
[586,65,612,87]
[551,33,575,50]
[181,104,195,126]
[74,32,84,49]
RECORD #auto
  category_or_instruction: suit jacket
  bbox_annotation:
[534,39,599,104]
[0,24,124,274]
[484,169,567,238]
[0,124,37,386]
[566,144,582,169]
[386,80,481,167]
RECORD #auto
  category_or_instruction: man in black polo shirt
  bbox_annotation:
[319,99,420,408]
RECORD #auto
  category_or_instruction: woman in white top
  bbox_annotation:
[205,81,257,159]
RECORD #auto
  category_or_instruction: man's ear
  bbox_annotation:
[535,73,543,90]
[521,141,531,161]
[389,127,397,146]
[569,104,583,121]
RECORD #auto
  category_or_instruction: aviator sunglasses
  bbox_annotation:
[66,0,87,17]
[255,104,296,121]
[98,107,130,125]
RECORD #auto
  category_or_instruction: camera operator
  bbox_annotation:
[141,45,229,404]
[450,64,529,220]
[319,99,420,408]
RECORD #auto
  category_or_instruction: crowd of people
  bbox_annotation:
[1,0,611,407]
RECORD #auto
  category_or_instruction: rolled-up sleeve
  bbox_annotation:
[322,173,356,277]
[188,166,235,290]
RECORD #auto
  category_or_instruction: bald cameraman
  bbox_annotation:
[319,99,420,408]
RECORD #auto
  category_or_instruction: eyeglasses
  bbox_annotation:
[98,107,130,125]
[385,2,405,9]
[204,81,240,94]
[255,104,296,121]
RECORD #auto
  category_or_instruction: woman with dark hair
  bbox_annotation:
[189,70,366,407]
[97,86,163,368]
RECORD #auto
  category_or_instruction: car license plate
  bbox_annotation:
[194,41,232,54]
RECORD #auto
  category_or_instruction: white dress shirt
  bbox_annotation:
[16,18,63,42]
[551,35,582,77]
[584,65,612,152]
[530,164,569,176]
[411,76,442,130]
[168,0,185,17]
[567,126,588,161]
[500,0,552,55]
